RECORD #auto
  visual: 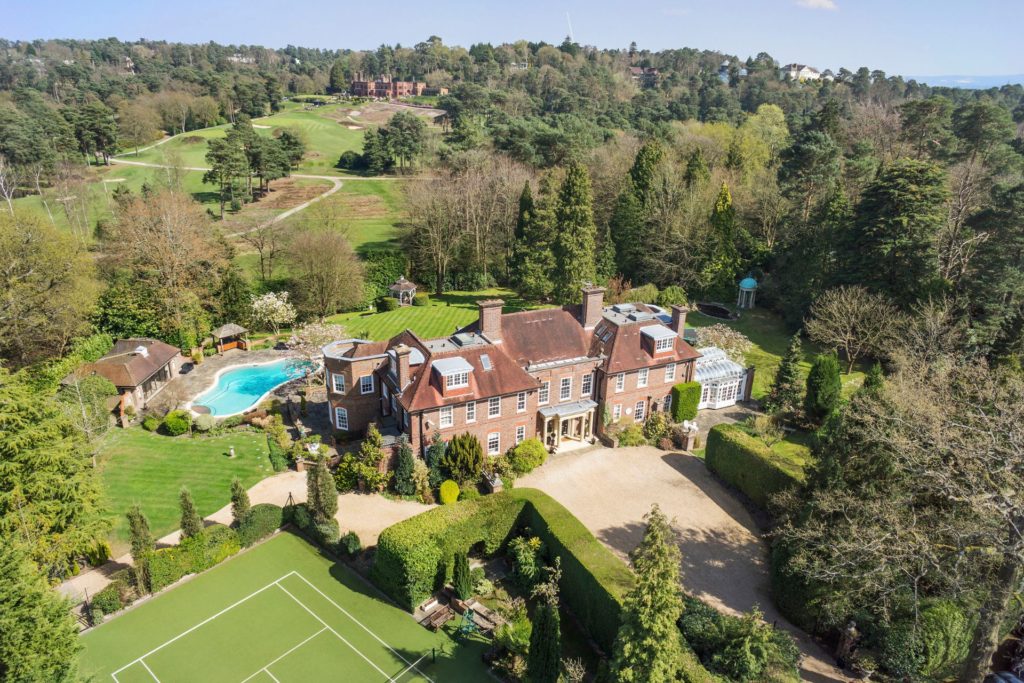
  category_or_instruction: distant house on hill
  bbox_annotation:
[628,66,660,88]
[349,74,449,99]
[70,338,184,415]
[781,63,822,81]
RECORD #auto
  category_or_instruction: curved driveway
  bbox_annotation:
[518,445,850,683]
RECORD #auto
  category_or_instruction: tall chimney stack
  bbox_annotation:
[670,305,688,335]
[581,285,606,329]
[478,300,504,341]
[395,344,412,389]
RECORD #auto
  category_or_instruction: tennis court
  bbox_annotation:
[81,533,489,683]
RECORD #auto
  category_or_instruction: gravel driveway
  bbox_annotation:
[517,445,850,683]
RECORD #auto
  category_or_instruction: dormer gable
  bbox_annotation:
[640,324,678,357]
[431,356,475,396]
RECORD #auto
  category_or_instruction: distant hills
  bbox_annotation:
[907,74,1024,89]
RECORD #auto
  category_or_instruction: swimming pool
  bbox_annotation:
[191,358,312,417]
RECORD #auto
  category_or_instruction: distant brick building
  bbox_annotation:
[349,74,449,99]
[323,287,711,456]
[628,66,660,88]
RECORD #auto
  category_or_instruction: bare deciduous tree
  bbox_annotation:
[804,286,904,373]
[241,223,283,283]
[287,227,364,320]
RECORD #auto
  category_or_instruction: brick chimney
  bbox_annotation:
[581,285,606,329]
[478,300,504,341]
[394,344,412,389]
[670,305,688,334]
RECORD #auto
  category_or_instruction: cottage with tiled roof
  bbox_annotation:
[324,286,741,456]
[70,338,185,415]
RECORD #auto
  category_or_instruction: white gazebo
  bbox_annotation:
[695,347,751,410]
[737,276,758,309]
[388,276,417,306]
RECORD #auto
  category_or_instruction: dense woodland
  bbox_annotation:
[1,35,1024,682]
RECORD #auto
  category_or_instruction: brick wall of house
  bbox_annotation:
[409,390,538,456]
[530,359,603,408]
[597,359,696,428]
[325,356,386,434]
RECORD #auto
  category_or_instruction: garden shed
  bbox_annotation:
[211,323,249,353]
[695,347,753,410]
[388,276,417,306]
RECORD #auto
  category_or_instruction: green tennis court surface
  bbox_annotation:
[80,532,489,682]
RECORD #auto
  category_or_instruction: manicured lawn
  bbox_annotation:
[327,289,551,341]
[98,428,274,554]
[687,307,865,399]
[80,532,489,682]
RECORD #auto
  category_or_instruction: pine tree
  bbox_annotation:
[610,504,685,682]
[763,333,804,417]
[512,175,557,301]
[684,148,711,187]
[805,353,843,422]
[596,221,617,281]
[230,477,251,525]
[704,183,741,296]
[861,361,884,394]
[629,140,664,208]
[0,542,80,682]
[425,431,446,490]
[127,504,154,592]
[610,182,646,281]
[394,437,416,496]
[552,161,597,304]
[452,550,472,600]
[441,433,484,483]
[528,560,563,683]
[307,454,338,524]
[179,487,203,539]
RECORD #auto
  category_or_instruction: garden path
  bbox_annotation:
[517,445,852,683]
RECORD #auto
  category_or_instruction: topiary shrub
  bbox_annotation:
[705,423,806,509]
[312,519,340,547]
[643,412,671,443]
[671,381,701,422]
[339,531,361,557]
[193,414,217,433]
[161,410,192,436]
[377,296,400,312]
[142,415,161,432]
[237,503,284,547]
[617,423,647,447]
[459,486,481,502]
[507,438,547,475]
[291,503,312,530]
[439,480,460,505]
[412,292,429,306]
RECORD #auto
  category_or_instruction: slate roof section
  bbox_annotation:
[78,338,180,388]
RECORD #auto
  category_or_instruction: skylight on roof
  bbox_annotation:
[481,353,492,371]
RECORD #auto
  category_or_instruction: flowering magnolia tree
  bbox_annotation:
[287,322,346,386]
[695,324,753,364]
[250,291,296,335]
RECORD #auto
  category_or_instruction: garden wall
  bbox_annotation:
[705,423,805,509]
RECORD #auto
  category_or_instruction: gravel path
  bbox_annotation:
[518,445,850,683]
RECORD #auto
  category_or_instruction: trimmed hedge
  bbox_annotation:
[371,489,633,653]
[141,415,160,432]
[705,424,806,509]
[377,296,400,312]
[507,438,547,474]
[412,292,429,306]
[237,503,284,547]
[439,480,459,504]
[149,525,241,592]
[671,381,701,422]
[162,410,192,436]
[92,581,126,615]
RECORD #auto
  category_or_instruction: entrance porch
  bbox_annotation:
[538,399,598,452]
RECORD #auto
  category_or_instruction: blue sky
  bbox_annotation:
[2,0,1021,77]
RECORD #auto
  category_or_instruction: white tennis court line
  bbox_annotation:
[238,627,328,683]
[263,669,281,683]
[110,571,299,679]
[388,653,431,683]
[140,660,161,682]
[291,572,435,683]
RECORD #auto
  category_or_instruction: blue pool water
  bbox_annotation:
[192,358,311,417]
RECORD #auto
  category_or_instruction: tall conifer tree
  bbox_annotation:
[553,161,597,304]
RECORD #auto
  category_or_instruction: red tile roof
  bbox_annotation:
[397,345,537,412]
[78,338,180,388]
[490,307,594,367]
[593,320,700,374]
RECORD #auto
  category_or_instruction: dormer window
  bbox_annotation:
[641,325,677,355]
[655,337,674,353]
[446,371,469,389]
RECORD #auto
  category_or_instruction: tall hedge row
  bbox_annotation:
[671,381,702,422]
[371,488,633,653]
[149,525,241,592]
[705,424,805,509]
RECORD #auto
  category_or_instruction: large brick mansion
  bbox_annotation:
[321,286,751,456]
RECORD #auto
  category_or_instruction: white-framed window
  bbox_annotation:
[331,372,345,394]
[665,363,676,383]
[634,400,646,422]
[446,371,469,390]
[638,368,649,388]
[581,372,593,397]
[488,396,501,418]
[615,373,624,392]
[487,432,501,455]
[466,401,476,423]
[559,377,572,401]
[515,425,526,444]
[612,403,622,421]
[655,337,674,352]
[517,392,527,412]
[538,381,550,404]
[663,395,672,412]
[439,406,454,428]
[359,375,374,394]
[334,406,349,431]
[701,384,710,403]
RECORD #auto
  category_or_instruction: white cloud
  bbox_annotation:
[796,0,838,9]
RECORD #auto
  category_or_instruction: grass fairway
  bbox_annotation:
[98,428,273,553]
[328,289,550,341]
[687,307,864,399]
[80,532,489,682]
